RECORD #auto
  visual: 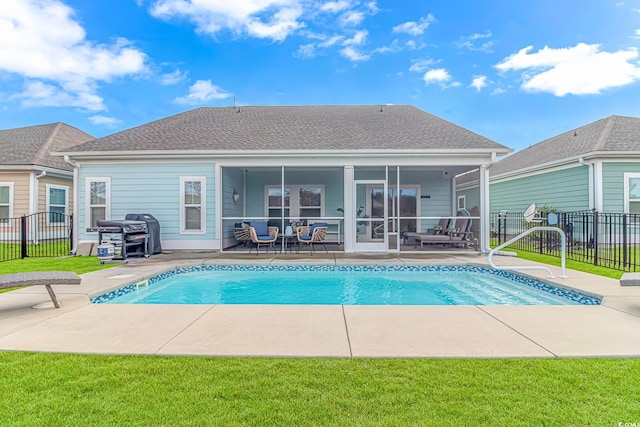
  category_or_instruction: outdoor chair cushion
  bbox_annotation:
[299,235,312,241]
[309,222,328,236]
[250,221,269,236]
[258,234,277,241]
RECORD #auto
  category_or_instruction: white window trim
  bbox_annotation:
[457,195,466,210]
[0,182,13,226]
[265,184,325,219]
[624,173,640,214]
[46,183,69,225]
[85,177,111,231]
[180,176,206,234]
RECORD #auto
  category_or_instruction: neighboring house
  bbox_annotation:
[57,105,511,253]
[0,123,94,229]
[457,115,640,215]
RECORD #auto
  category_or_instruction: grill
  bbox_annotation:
[87,220,149,262]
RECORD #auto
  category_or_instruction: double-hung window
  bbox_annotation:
[86,178,110,227]
[46,184,68,224]
[265,185,324,219]
[624,173,640,215]
[0,183,12,224]
[180,176,206,233]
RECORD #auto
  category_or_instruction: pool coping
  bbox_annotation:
[1,252,640,358]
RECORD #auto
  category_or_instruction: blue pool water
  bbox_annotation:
[92,265,600,306]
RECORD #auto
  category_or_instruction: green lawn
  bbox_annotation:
[0,353,638,426]
[0,256,115,275]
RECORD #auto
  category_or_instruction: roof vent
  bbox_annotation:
[573,131,577,136]
[379,105,383,112]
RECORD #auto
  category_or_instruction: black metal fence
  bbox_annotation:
[0,212,73,262]
[490,210,640,272]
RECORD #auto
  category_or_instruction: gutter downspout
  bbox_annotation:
[480,152,497,253]
[64,155,79,254]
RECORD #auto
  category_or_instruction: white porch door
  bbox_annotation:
[354,180,387,252]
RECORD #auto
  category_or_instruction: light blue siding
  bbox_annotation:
[79,163,215,242]
[602,162,640,212]
[490,166,589,213]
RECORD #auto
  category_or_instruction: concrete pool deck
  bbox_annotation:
[1,252,640,358]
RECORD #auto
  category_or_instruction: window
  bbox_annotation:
[265,185,324,219]
[457,195,466,210]
[625,173,640,214]
[0,183,12,224]
[180,176,206,233]
[86,178,110,228]
[46,184,68,224]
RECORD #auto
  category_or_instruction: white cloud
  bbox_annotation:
[373,39,401,54]
[392,14,436,36]
[175,80,232,105]
[13,81,104,111]
[496,43,640,96]
[88,115,122,126]
[457,30,493,53]
[343,30,368,46]
[340,10,364,26]
[422,68,460,88]
[339,46,370,61]
[320,1,350,13]
[160,69,188,85]
[150,0,304,42]
[0,0,148,111]
[470,75,487,92]
[294,43,317,58]
[409,58,437,73]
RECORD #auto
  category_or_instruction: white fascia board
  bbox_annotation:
[491,152,640,182]
[0,165,72,178]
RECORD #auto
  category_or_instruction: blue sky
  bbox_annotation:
[1,0,640,152]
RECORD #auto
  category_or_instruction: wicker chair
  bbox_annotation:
[232,227,252,250]
[296,223,328,255]
[248,223,279,255]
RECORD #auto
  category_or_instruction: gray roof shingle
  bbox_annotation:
[491,115,640,177]
[0,123,94,171]
[62,105,510,154]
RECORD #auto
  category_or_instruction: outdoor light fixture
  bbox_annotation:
[232,188,240,205]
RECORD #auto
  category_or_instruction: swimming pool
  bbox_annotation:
[91,265,600,306]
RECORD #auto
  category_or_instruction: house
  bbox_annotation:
[56,105,511,253]
[456,115,640,216]
[0,123,94,227]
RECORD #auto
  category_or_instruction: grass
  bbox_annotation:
[0,256,115,275]
[494,247,624,279]
[0,353,638,426]
[0,256,115,293]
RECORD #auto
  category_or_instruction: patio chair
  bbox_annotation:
[296,222,328,255]
[403,217,451,245]
[232,225,252,250]
[415,216,474,249]
[248,221,279,255]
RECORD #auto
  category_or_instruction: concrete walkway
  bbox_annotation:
[1,252,640,358]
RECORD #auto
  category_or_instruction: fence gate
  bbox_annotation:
[0,212,73,262]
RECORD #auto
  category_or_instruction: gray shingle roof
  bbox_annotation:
[62,105,510,153]
[0,123,94,171]
[491,115,640,177]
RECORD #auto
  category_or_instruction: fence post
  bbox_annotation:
[593,211,599,266]
[622,214,628,268]
[20,215,28,259]
[69,213,74,254]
